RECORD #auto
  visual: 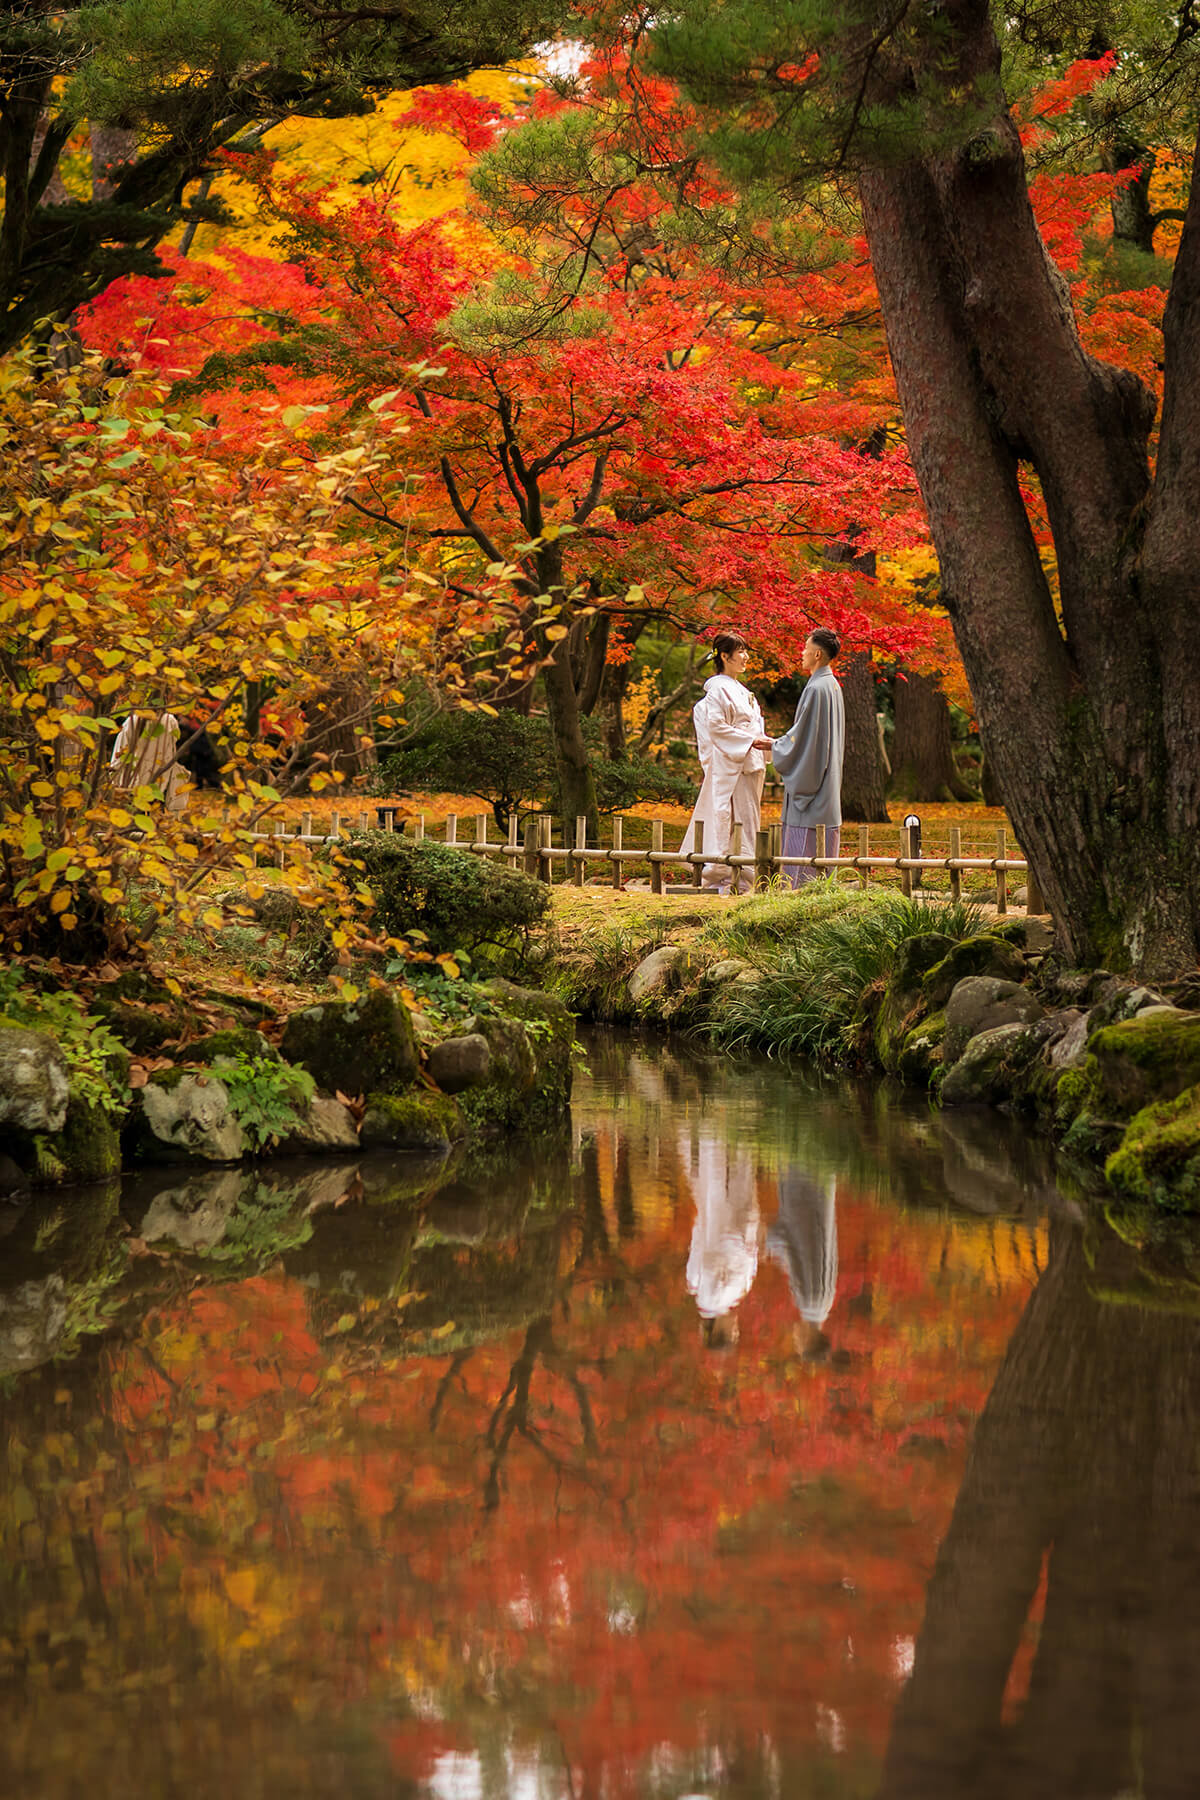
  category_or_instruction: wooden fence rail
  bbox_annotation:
[231,807,1046,916]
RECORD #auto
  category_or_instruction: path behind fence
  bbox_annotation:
[236,806,1046,917]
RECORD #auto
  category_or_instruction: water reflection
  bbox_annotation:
[0,1032,1195,1800]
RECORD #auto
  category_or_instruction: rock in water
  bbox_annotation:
[428,1034,492,1094]
[0,1027,70,1134]
[134,1072,246,1164]
[943,977,1044,1069]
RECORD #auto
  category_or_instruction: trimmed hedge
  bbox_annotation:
[349,831,550,957]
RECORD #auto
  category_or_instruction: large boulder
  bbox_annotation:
[1106,1084,1200,1214]
[280,989,418,1096]
[895,1011,947,1087]
[921,934,1026,1011]
[278,1094,360,1155]
[0,1027,69,1134]
[131,1070,246,1164]
[428,1033,492,1094]
[628,944,690,1005]
[181,1028,277,1066]
[943,977,1045,1069]
[941,1021,1047,1108]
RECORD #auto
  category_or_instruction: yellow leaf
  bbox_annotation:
[49,889,71,913]
[108,809,133,828]
[30,780,53,798]
[60,913,77,930]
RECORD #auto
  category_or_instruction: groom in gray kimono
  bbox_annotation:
[771,628,845,888]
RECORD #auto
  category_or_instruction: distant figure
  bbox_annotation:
[772,628,845,887]
[109,711,187,812]
[685,1130,762,1346]
[679,631,774,895]
[177,718,225,790]
[766,1171,839,1358]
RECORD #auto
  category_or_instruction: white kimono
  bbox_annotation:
[684,1131,762,1320]
[109,712,187,813]
[679,673,766,893]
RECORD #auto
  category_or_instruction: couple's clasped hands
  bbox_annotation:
[753,736,774,754]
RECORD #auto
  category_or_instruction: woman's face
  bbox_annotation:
[723,645,750,678]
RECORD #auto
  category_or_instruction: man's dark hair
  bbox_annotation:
[810,627,841,661]
[712,630,749,673]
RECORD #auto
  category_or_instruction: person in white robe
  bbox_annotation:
[109,711,188,813]
[684,1124,762,1346]
[679,631,773,894]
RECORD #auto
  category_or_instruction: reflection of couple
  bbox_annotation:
[684,1131,837,1347]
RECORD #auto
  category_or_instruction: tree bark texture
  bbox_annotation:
[889,668,974,802]
[839,651,890,821]
[881,1220,1200,1800]
[856,0,1200,976]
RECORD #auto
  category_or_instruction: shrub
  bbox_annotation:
[374,709,692,826]
[349,832,550,957]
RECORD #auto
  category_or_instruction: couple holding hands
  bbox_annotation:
[680,628,846,895]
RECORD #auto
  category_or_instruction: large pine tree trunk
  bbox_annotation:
[840,651,889,821]
[855,0,1200,977]
[890,669,974,802]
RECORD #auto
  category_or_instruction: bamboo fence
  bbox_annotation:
[237,806,1046,916]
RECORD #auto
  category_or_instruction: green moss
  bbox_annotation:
[895,1010,947,1087]
[32,1099,122,1186]
[183,1028,276,1065]
[1106,1084,1200,1214]
[280,988,418,1095]
[1087,1012,1200,1117]
[360,1087,465,1150]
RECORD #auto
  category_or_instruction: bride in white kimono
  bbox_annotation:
[679,632,772,894]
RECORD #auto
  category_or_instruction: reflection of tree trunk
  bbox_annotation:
[840,651,890,821]
[881,1221,1200,1800]
[890,669,974,802]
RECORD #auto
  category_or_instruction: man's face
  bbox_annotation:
[801,635,824,675]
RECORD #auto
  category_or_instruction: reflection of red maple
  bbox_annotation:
[96,1129,1042,1794]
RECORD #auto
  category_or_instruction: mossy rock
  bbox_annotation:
[895,1010,947,1087]
[922,934,1026,1010]
[941,1020,1047,1110]
[1082,1010,1200,1119]
[32,1099,122,1186]
[874,934,955,1074]
[360,1087,465,1151]
[92,1000,182,1055]
[457,980,575,1136]
[182,1028,276,1066]
[1106,1085,1200,1214]
[280,989,418,1096]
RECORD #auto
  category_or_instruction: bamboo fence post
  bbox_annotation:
[300,810,312,841]
[572,815,587,887]
[384,808,395,833]
[474,813,488,856]
[948,825,963,902]
[358,810,369,833]
[858,823,870,891]
[413,814,425,842]
[507,814,519,865]
[1026,865,1045,916]
[754,827,771,893]
[995,826,1008,913]
[650,820,664,895]
[900,823,914,896]
[329,811,340,841]
[815,822,827,883]
[273,817,286,868]
[445,813,458,847]
[692,819,705,890]
[729,820,743,893]
[523,814,539,877]
[611,815,624,890]
[539,814,553,884]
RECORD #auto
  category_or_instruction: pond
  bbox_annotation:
[1,1033,1197,1800]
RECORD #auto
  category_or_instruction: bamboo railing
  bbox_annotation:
[236,807,1046,916]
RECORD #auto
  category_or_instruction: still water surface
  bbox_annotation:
[2,1034,1197,1799]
